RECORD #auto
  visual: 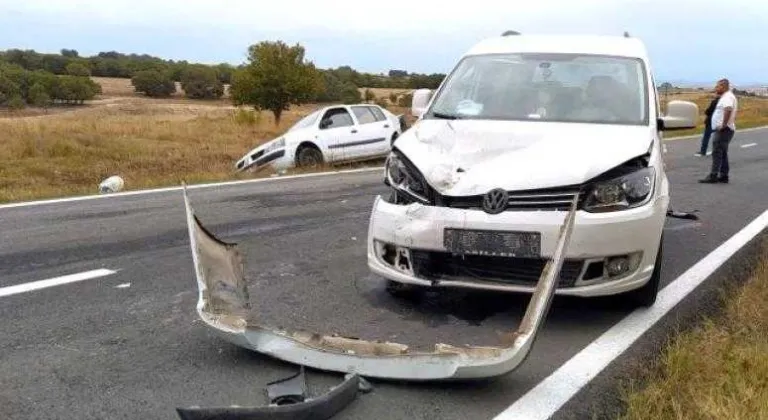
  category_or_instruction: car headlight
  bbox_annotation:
[264,137,286,153]
[385,151,430,204]
[583,167,656,212]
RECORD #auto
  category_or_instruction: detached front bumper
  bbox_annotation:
[182,185,579,381]
[367,192,667,298]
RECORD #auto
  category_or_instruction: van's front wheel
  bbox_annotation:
[623,238,663,308]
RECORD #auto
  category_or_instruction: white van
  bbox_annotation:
[366,32,698,307]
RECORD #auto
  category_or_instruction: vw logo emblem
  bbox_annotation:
[482,188,508,214]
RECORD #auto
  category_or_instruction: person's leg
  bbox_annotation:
[718,129,735,182]
[698,125,712,155]
[701,131,723,182]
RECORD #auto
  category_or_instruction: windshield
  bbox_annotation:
[425,53,649,125]
[287,110,320,132]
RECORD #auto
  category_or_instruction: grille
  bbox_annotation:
[436,185,586,212]
[410,250,584,288]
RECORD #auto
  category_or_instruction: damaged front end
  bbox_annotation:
[181,183,577,381]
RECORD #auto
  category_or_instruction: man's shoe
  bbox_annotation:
[717,176,729,183]
[699,175,718,183]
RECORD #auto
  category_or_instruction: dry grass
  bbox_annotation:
[618,241,768,420]
[0,101,299,202]
[0,92,409,203]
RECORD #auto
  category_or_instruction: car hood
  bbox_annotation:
[396,119,655,196]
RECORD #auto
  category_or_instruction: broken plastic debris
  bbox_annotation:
[175,370,364,420]
[99,175,124,194]
[666,209,699,220]
[266,366,308,405]
[180,182,577,381]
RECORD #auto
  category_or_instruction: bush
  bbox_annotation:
[28,83,51,107]
[7,94,25,110]
[398,92,413,107]
[233,108,257,125]
[66,62,91,77]
[364,88,375,103]
[340,82,362,104]
[181,65,224,99]
[131,69,176,98]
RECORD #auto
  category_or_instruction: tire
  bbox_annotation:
[623,237,663,308]
[296,146,323,168]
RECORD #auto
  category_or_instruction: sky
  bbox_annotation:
[0,0,766,86]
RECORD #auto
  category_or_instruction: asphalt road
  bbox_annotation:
[1,128,767,420]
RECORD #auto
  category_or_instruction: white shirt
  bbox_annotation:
[711,90,737,130]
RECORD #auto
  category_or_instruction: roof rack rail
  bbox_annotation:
[502,30,521,36]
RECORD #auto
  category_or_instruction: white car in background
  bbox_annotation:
[235,104,404,173]
[367,32,698,308]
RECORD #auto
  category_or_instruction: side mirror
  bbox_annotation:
[411,89,433,118]
[319,118,331,129]
[659,100,698,131]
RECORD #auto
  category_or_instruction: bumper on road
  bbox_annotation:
[367,193,667,297]
[182,184,578,381]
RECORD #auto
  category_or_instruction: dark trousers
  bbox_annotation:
[709,128,735,178]
[699,123,713,154]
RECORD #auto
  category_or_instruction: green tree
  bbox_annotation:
[230,40,323,125]
[28,82,51,108]
[0,74,21,105]
[8,94,25,110]
[180,65,224,99]
[131,69,176,97]
[66,62,91,77]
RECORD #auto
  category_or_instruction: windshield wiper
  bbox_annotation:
[429,111,462,120]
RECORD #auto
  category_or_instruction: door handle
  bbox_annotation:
[351,129,358,133]
[384,124,390,128]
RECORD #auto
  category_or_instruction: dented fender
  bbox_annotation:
[181,183,577,381]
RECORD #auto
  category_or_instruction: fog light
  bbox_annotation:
[606,256,630,277]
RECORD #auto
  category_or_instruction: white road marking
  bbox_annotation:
[115,283,131,289]
[741,143,757,148]
[0,167,383,210]
[494,207,768,420]
[0,269,117,298]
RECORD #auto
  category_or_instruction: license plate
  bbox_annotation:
[443,228,541,258]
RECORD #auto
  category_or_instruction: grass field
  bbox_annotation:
[0,77,766,203]
[619,240,768,420]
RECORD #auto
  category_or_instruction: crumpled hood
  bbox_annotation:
[396,119,654,196]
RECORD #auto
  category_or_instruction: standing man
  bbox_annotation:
[699,78,737,183]
[695,92,720,156]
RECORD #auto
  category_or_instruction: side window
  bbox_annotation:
[320,108,354,129]
[367,106,386,122]
[351,106,377,124]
